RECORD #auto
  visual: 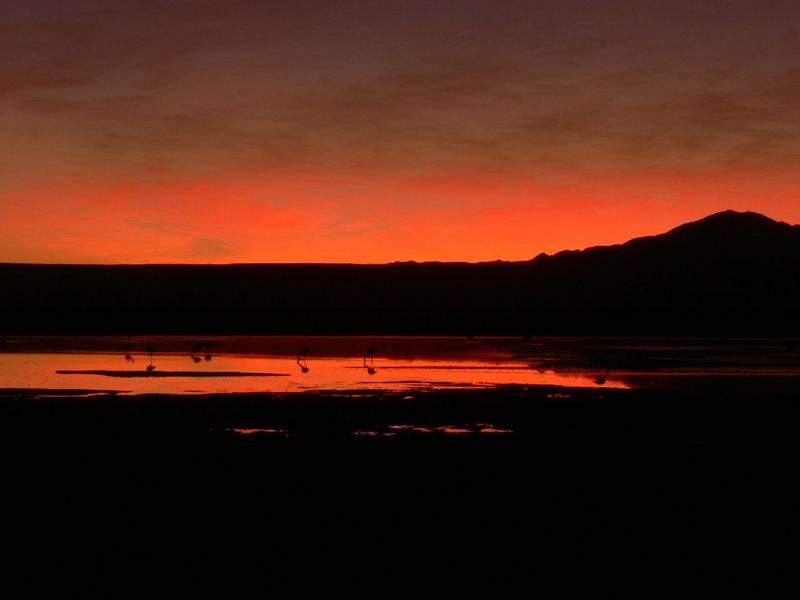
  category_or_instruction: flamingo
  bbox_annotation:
[296,346,310,373]
[364,345,377,375]
[189,341,204,363]
[145,341,156,373]
[594,356,609,385]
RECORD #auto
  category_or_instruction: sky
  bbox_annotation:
[2,0,800,263]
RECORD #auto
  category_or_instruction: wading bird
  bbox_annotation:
[296,346,310,373]
[364,345,377,375]
[145,341,156,373]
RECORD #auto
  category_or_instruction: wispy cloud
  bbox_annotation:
[2,0,800,187]
[126,218,237,259]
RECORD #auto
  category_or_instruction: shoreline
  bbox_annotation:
[3,381,799,446]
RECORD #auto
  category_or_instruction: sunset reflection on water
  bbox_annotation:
[0,351,627,394]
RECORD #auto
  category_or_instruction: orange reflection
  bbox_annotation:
[229,428,288,435]
[0,352,629,394]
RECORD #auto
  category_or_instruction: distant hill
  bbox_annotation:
[524,210,800,317]
[2,210,799,335]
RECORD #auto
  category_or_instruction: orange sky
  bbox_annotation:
[2,1,799,263]
[3,166,798,263]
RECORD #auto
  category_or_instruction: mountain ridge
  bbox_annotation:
[534,210,800,263]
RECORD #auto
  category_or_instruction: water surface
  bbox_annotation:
[2,335,798,395]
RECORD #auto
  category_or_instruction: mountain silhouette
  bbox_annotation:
[524,210,800,317]
[1,210,798,335]
[538,210,800,265]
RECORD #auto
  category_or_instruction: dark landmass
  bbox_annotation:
[1,382,796,591]
[2,210,799,335]
[55,369,289,377]
[4,381,799,443]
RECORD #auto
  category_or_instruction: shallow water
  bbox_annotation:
[0,350,625,394]
[1,335,798,395]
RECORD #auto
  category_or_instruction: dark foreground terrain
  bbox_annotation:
[2,382,797,593]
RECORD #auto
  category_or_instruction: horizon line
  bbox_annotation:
[0,209,790,268]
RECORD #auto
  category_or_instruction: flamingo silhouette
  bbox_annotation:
[189,341,204,363]
[594,356,610,385]
[203,340,214,362]
[296,346,310,373]
[124,341,135,363]
[363,345,377,375]
[145,341,156,373]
